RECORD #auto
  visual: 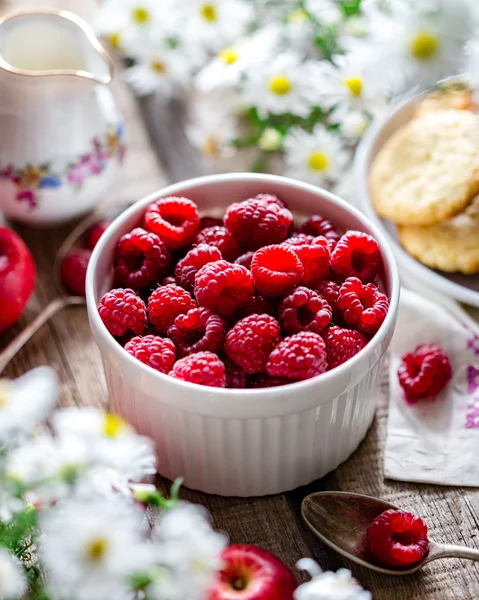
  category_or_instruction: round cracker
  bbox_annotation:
[369,109,479,225]
[398,196,479,274]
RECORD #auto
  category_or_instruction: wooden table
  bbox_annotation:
[2,2,479,598]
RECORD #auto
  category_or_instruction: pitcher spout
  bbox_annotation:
[0,9,114,84]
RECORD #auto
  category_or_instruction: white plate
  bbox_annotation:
[355,93,479,309]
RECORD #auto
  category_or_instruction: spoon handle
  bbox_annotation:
[430,543,479,562]
[0,296,85,373]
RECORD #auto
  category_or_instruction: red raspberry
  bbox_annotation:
[291,236,330,287]
[161,276,176,286]
[114,227,170,289]
[224,358,252,389]
[331,231,380,283]
[144,196,200,249]
[254,373,291,388]
[324,326,368,369]
[194,226,241,262]
[124,335,176,374]
[200,216,223,230]
[148,284,196,333]
[224,198,293,250]
[224,314,281,374]
[235,294,280,321]
[297,215,341,247]
[366,509,429,567]
[251,245,303,296]
[398,344,452,402]
[316,280,341,317]
[283,234,315,247]
[167,307,226,358]
[195,260,254,317]
[338,277,389,333]
[169,351,226,387]
[266,332,327,381]
[175,244,222,293]
[84,220,111,250]
[254,193,286,208]
[278,287,332,335]
[98,288,147,337]
[60,248,91,296]
[234,251,255,269]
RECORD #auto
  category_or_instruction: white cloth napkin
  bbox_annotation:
[384,288,479,486]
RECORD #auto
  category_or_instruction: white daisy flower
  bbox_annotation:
[303,0,343,26]
[361,0,478,94]
[148,503,227,600]
[339,111,370,140]
[241,54,323,118]
[52,407,156,481]
[40,497,150,600]
[284,125,349,186]
[184,0,253,53]
[316,52,390,121]
[0,548,26,600]
[0,367,57,442]
[295,559,371,600]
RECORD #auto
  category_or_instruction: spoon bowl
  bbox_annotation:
[302,491,479,575]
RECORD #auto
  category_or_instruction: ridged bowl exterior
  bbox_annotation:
[86,174,400,497]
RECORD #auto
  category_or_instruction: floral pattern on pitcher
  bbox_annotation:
[0,123,125,210]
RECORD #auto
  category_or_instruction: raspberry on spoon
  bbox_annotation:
[398,343,452,402]
[366,509,429,568]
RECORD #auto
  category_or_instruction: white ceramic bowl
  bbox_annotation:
[355,95,479,308]
[86,173,400,497]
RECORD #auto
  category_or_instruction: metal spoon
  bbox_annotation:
[302,491,479,575]
[0,204,126,373]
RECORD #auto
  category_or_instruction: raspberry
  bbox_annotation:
[169,351,226,387]
[84,220,111,250]
[254,373,291,388]
[234,251,255,269]
[175,244,222,293]
[266,332,327,381]
[144,196,200,249]
[254,193,286,208]
[235,294,280,321]
[224,314,281,374]
[224,198,293,250]
[316,280,341,318]
[331,231,380,283]
[98,288,147,337]
[200,216,223,230]
[324,326,368,369]
[224,358,252,389]
[147,284,196,333]
[194,226,241,262]
[338,277,389,333]
[114,227,170,289]
[278,286,332,335]
[297,215,341,247]
[161,276,176,286]
[60,249,91,296]
[251,245,303,296]
[195,260,254,317]
[398,344,452,402]
[366,509,429,568]
[291,236,330,287]
[283,234,315,247]
[167,307,226,358]
[124,335,176,374]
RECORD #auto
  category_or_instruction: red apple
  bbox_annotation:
[209,544,297,600]
[0,226,36,333]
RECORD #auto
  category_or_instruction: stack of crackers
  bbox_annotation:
[369,85,479,275]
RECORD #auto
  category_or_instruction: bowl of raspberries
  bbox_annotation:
[86,173,400,496]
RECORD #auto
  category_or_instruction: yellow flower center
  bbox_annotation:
[200,3,217,22]
[308,151,330,172]
[107,32,121,49]
[269,75,291,96]
[219,47,238,65]
[344,76,363,97]
[0,380,12,408]
[287,9,307,24]
[151,60,167,74]
[103,413,126,437]
[132,7,150,24]
[409,30,439,60]
[86,537,109,562]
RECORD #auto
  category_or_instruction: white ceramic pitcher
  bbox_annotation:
[0,10,125,225]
